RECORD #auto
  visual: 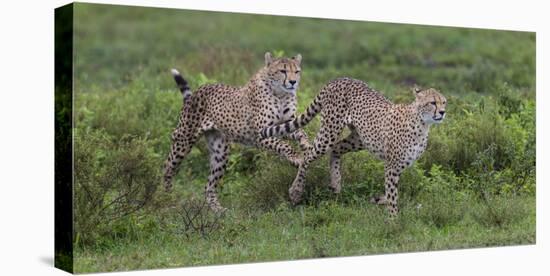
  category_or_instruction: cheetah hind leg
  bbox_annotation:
[163,129,200,192]
[204,130,230,213]
[329,130,364,194]
[289,123,343,204]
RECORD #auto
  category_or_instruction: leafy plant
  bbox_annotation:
[74,128,161,245]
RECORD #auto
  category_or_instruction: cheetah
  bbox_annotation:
[164,52,310,212]
[261,77,447,216]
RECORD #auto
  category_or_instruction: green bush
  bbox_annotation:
[413,165,468,227]
[239,154,296,210]
[337,152,385,204]
[74,128,161,245]
[75,84,181,152]
[422,93,534,176]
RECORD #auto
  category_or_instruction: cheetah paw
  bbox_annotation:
[370,195,388,205]
[289,187,304,205]
[164,185,173,193]
[328,184,341,194]
[208,203,228,214]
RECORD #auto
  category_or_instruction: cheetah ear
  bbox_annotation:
[412,85,422,95]
[292,54,302,64]
[265,52,273,66]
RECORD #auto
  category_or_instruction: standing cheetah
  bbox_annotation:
[164,52,310,212]
[261,77,447,216]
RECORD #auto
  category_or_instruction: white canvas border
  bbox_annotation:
[0,0,546,275]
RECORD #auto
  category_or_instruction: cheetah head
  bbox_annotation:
[264,52,302,96]
[413,86,447,124]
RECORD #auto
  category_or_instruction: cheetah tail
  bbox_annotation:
[261,95,322,138]
[171,68,192,102]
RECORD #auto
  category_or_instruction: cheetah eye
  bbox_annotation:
[430,101,436,105]
[279,70,287,74]
[295,70,300,74]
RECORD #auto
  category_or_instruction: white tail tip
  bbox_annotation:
[171,68,180,76]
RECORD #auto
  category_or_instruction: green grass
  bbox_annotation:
[69,3,536,273]
[74,197,534,272]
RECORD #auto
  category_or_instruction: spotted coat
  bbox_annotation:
[164,53,310,212]
[261,77,447,217]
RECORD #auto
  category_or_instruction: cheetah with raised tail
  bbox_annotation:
[261,77,447,216]
[164,52,310,212]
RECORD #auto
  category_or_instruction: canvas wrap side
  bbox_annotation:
[54,3,74,273]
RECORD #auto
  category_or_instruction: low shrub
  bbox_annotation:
[239,154,296,210]
[74,128,161,245]
[421,93,534,180]
[414,165,468,227]
[159,196,225,238]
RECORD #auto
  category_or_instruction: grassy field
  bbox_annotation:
[70,3,536,273]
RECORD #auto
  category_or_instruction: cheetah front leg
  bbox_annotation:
[329,130,364,193]
[284,129,312,152]
[204,130,230,213]
[370,164,403,217]
[256,137,303,167]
